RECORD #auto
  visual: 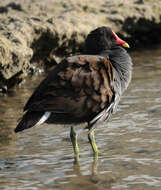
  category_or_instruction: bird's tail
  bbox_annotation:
[14,111,51,133]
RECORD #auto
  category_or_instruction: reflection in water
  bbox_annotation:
[57,156,117,190]
[0,47,161,190]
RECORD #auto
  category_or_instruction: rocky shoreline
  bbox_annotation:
[0,0,161,93]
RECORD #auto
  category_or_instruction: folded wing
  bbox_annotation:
[24,55,115,124]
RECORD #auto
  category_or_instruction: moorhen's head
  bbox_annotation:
[84,26,129,54]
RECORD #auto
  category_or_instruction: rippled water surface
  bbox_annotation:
[0,47,161,190]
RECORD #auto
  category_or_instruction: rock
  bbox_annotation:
[0,0,161,92]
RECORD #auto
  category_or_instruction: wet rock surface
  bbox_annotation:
[0,0,161,92]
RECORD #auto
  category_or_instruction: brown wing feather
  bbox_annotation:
[24,55,115,121]
[24,61,69,111]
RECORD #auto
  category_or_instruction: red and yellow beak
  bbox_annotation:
[122,42,130,48]
[112,31,130,48]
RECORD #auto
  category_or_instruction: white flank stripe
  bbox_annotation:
[35,112,51,126]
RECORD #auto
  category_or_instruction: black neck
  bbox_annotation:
[100,46,133,93]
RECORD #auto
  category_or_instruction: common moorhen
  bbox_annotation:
[15,26,132,158]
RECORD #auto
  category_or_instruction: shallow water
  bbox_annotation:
[0,47,161,190]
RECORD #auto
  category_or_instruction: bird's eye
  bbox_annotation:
[110,34,115,41]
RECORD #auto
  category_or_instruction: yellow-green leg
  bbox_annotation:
[70,126,79,161]
[88,130,98,155]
